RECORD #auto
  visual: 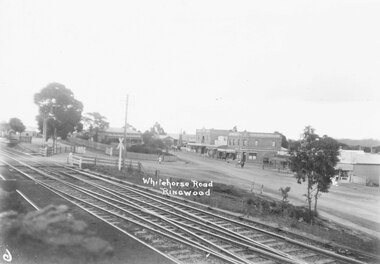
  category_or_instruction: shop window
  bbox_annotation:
[249,153,257,160]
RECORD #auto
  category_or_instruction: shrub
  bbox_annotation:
[213,184,243,197]
[0,204,113,264]
[0,188,27,213]
[279,186,291,202]
[128,144,163,155]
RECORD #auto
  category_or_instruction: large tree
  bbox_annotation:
[9,118,26,133]
[274,131,289,148]
[289,126,340,220]
[82,112,109,142]
[142,131,165,149]
[149,122,166,135]
[34,83,83,140]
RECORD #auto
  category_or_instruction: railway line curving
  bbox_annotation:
[0,147,376,264]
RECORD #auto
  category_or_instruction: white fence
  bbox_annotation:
[67,153,144,171]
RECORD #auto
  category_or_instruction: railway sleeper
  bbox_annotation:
[236,230,254,235]
[263,242,285,248]
[220,244,236,250]
[281,247,301,254]
[258,239,278,244]
[229,247,249,254]
[134,230,148,236]
[296,252,318,259]
[176,253,205,261]
[155,244,181,250]
[251,260,277,264]
[108,221,121,225]
[241,254,261,260]
[247,233,266,239]
[150,239,166,244]
[312,259,337,264]
[168,249,192,256]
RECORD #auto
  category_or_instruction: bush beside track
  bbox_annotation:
[0,166,174,264]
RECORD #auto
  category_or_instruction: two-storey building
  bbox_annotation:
[227,131,282,163]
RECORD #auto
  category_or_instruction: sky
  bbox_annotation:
[0,0,379,140]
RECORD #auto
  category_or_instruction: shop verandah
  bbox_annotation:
[185,143,290,170]
[186,143,237,160]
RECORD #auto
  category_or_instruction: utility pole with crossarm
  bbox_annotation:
[122,94,129,170]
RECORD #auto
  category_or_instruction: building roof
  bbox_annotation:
[25,126,39,132]
[187,143,215,148]
[166,133,180,140]
[157,135,176,140]
[356,153,380,164]
[100,127,141,135]
[338,150,380,165]
[229,131,281,138]
[196,128,230,134]
[336,163,354,171]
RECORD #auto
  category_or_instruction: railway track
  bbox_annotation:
[0,147,376,264]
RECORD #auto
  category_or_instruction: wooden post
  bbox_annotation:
[251,182,255,193]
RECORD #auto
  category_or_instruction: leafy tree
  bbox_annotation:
[34,83,83,140]
[142,131,154,145]
[279,187,291,202]
[0,121,10,134]
[274,131,289,148]
[373,146,380,153]
[230,126,238,132]
[289,126,340,220]
[288,139,301,152]
[142,131,165,149]
[149,122,166,135]
[8,118,26,133]
[82,112,109,142]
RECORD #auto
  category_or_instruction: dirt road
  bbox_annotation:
[140,151,380,237]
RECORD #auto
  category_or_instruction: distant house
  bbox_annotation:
[20,127,39,137]
[157,134,178,147]
[180,133,196,146]
[97,126,142,147]
[188,128,230,154]
[270,147,291,169]
[336,149,380,186]
[0,122,10,137]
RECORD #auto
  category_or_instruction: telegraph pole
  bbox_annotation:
[42,117,47,143]
[122,94,129,170]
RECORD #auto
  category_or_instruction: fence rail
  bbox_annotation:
[67,154,144,172]
[39,145,86,157]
